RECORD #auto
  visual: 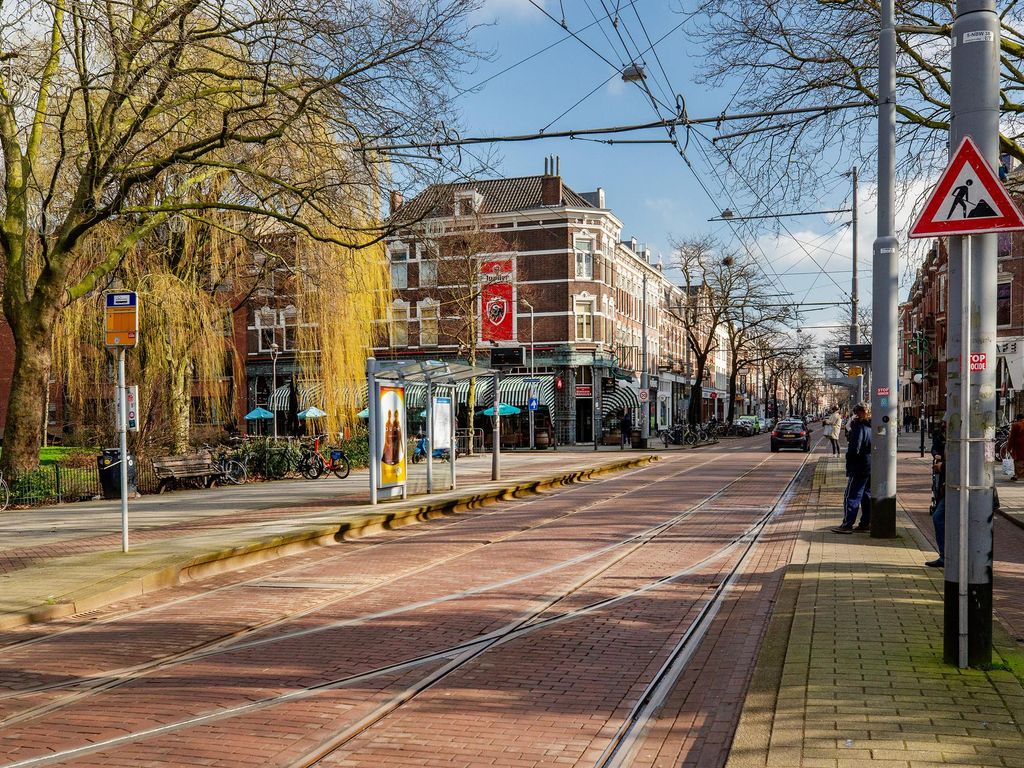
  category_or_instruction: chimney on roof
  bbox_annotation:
[541,154,562,206]
[389,190,403,215]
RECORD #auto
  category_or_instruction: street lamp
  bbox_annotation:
[270,341,279,441]
[521,299,535,449]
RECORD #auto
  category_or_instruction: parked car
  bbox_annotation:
[770,419,812,452]
[736,415,762,434]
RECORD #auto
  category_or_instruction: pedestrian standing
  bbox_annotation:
[926,436,946,568]
[620,409,632,450]
[832,403,872,533]
[824,405,842,455]
[1007,414,1024,480]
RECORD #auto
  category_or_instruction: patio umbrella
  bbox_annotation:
[357,408,369,419]
[245,407,274,420]
[297,406,327,419]
[477,403,521,417]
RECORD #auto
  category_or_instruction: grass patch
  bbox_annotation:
[0,447,99,465]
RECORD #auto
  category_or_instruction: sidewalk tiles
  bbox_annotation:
[727,457,1024,768]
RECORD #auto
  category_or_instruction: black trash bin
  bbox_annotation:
[97,449,137,499]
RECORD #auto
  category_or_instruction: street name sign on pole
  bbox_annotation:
[909,136,1024,239]
[105,291,139,553]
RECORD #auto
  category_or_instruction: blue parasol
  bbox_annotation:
[245,407,274,420]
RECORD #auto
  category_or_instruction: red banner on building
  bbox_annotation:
[480,259,514,342]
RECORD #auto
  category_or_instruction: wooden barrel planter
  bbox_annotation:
[535,429,551,449]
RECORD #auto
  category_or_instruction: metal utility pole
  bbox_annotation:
[270,341,279,441]
[640,272,649,447]
[945,0,998,668]
[117,349,129,553]
[870,0,899,540]
[849,167,865,405]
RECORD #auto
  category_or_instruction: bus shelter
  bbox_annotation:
[366,357,501,504]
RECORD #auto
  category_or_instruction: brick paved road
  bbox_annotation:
[0,435,817,768]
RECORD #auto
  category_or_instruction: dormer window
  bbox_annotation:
[455,189,484,217]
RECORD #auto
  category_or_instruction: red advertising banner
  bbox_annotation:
[480,258,514,342]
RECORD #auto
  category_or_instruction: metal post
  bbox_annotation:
[118,348,129,553]
[593,365,601,451]
[919,332,927,458]
[640,272,649,447]
[870,0,899,539]
[367,357,378,505]
[528,302,535,449]
[850,166,865,405]
[426,379,433,494]
[491,372,501,480]
[270,342,279,441]
[944,0,997,668]
[450,383,457,490]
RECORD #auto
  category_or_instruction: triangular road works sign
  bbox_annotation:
[909,136,1024,238]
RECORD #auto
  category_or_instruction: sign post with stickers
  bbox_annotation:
[105,291,139,553]
[907,3,1016,668]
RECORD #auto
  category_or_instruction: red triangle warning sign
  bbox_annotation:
[909,136,1024,238]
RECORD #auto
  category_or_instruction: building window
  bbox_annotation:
[998,282,1012,326]
[575,238,594,280]
[391,302,409,347]
[391,262,408,290]
[419,259,437,287]
[419,302,438,347]
[575,299,594,340]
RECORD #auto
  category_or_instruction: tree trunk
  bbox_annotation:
[1,321,53,474]
[688,358,707,427]
[727,369,738,423]
[170,356,191,454]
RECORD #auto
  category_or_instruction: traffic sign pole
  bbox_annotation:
[942,0,998,668]
[118,348,129,553]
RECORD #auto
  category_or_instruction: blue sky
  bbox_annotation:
[444,0,928,347]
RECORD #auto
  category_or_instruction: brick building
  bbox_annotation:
[379,161,752,445]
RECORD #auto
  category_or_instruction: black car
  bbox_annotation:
[770,419,812,452]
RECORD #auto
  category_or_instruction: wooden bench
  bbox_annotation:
[151,452,223,493]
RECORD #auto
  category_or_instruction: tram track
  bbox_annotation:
[0,443,814,768]
[0,453,721,724]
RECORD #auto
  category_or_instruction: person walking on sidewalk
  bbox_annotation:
[832,403,872,534]
[619,410,632,450]
[1007,414,1024,480]
[824,405,842,455]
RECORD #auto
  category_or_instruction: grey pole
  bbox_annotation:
[850,166,865,405]
[426,379,433,494]
[640,272,649,447]
[270,342,279,441]
[870,0,899,540]
[524,300,535,450]
[945,0,998,667]
[450,383,457,490]
[118,348,129,553]
[491,372,501,480]
[367,357,378,505]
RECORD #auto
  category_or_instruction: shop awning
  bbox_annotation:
[269,382,324,411]
[601,385,641,415]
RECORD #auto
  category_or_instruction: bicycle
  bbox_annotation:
[308,435,351,479]
[0,470,8,511]
[203,445,248,485]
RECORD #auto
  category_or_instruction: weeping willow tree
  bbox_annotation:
[0,0,480,473]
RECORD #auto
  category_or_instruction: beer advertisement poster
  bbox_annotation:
[377,385,406,488]
[480,258,514,342]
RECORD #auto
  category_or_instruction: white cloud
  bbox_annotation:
[472,0,547,23]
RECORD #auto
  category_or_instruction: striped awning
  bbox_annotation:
[601,385,641,416]
[269,382,323,411]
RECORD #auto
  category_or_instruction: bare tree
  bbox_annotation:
[0,0,480,472]
[671,235,773,426]
[682,1,1024,205]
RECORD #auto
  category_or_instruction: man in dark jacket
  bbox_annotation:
[926,438,946,567]
[832,403,872,533]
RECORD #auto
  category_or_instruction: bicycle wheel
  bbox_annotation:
[684,431,697,446]
[225,460,248,485]
[331,456,351,480]
[0,478,8,511]
[267,450,290,479]
[302,454,324,480]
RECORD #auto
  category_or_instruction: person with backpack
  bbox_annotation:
[832,403,872,533]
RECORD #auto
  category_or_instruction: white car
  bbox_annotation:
[736,415,762,434]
